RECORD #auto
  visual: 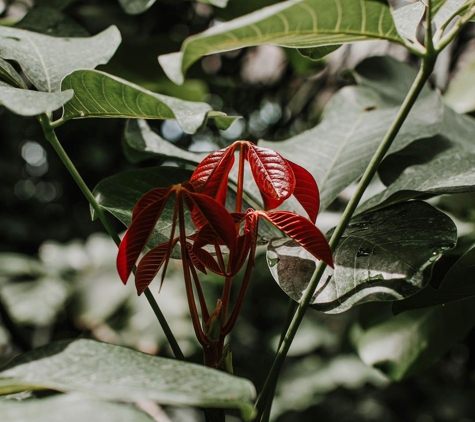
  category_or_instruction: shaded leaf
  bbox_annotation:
[0,25,120,92]
[124,119,207,164]
[298,44,342,60]
[0,58,27,89]
[0,394,155,422]
[393,247,475,313]
[0,339,256,420]
[259,57,443,211]
[354,297,475,380]
[61,70,230,134]
[158,0,402,85]
[0,82,73,116]
[118,0,228,15]
[444,56,475,113]
[267,201,457,314]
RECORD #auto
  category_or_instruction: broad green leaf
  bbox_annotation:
[93,167,195,252]
[14,6,89,37]
[0,58,27,89]
[61,70,235,134]
[391,1,425,41]
[124,119,207,164]
[259,57,443,211]
[393,247,475,313]
[354,297,475,380]
[433,0,468,28]
[0,82,73,116]
[118,0,228,14]
[158,0,403,85]
[444,56,475,113]
[267,201,457,314]
[0,26,120,92]
[0,339,256,419]
[0,394,155,422]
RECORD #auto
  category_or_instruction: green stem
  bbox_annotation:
[254,56,436,420]
[37,114,185,361]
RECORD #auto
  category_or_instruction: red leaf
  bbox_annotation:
[260,190,285,211]
[135,239,177,295]
[187,192,237,251]
[189,244,225,276]
[248,145,295,203]
[132,187,170,220]
[186,242,208,274]
[261,211,333,268]
[229,231,254,275]
[190,146,236,202]
[117,189,172,283]
[287,160,320,223]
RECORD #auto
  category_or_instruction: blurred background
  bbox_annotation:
[1,0,475,421]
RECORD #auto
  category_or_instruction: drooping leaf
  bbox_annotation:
[353,297,475,381]
[158,0,403,85]
[259,57,443,211]
[0,58,27,89]
[61,70,231,134]
[0,339,256,420]
[0,394,155,422]
[262,210,333,267]
[391,1,425,42]
[93,167,195,250]
[267,201,457,314]
[117,0,228,15]
[393,247,475,313]
[287,160,320,223]
[124,119,207,164]
[0,26,120,92]
[0,82,73,116]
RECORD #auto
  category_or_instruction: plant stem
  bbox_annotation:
[254,56,436,420]
[37,114,185,361]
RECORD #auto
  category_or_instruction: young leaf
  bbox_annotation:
[391,1,425,42]
[433,0,468,29]
[0,394,155,422]
[0,82,73,116]
[354,298,475,381]
[0,339,256,420]
[267,201,457,314]
[0,25,120,92]
[287,160,320,223]
[158,0,403,85]
[61,70,230,134]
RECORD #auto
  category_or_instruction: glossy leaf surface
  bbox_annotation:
[354,298,475,381]
[259,57,443,211]
[158,0,402,85]
[0,82,73,116]
[0,394,154,422]
[393,247,475,313]
[0,26,120,92]
[0,339,256,420]
[61,70,229,134]
[267,202,457,314]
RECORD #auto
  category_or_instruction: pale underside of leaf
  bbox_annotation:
[0,25,121,92]
[391,1,425,42]
[159,0,403,84]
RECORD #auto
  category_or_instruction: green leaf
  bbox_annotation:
[158,0,403,85]
[444,56,475,113]
[118,0,228,14]
[0,82,73,116]
[0,58,27,89]
[354,297,475,380]
[391,1,425,41]
[358,107,475,213]
[393,247,475,313]
[266,201,457,314]
[0,394,155,422]
[14,6,89,37]
[298,44,342,60]
[0,339,256,420]
[259,57,443,211]
[433,0,468,28]
[0,26,120,92]
[61,70,233,134]
[124,119,207,164]
[93,167,195,251]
